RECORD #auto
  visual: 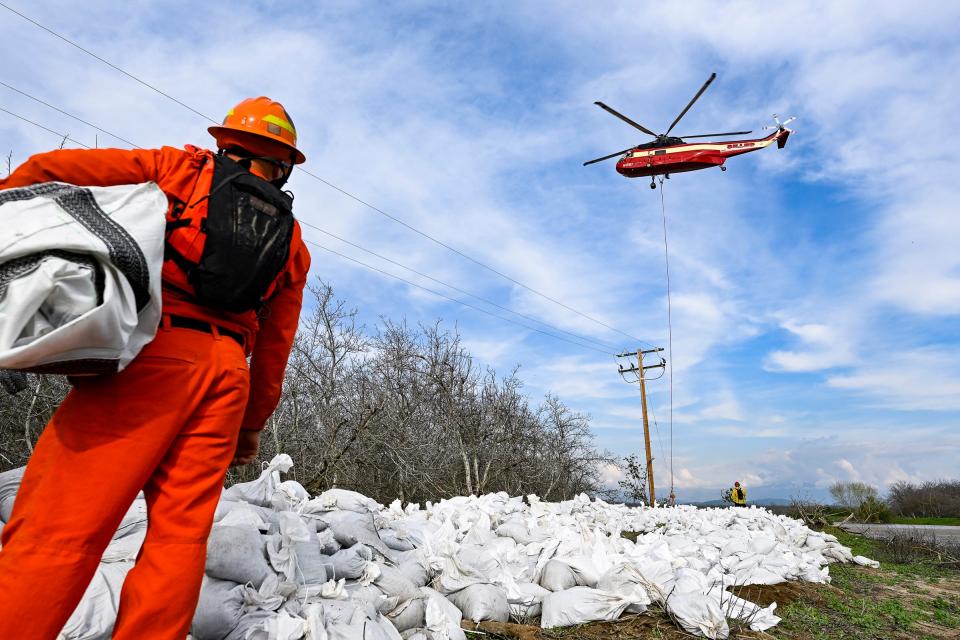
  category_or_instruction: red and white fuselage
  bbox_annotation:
[616,127,791,178]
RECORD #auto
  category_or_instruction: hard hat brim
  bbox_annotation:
[208,125,306,164]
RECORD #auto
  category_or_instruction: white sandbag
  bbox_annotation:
[101,527,145,563]
[421,588,466,640]
[538,559,577,592]
[540,586,643,629]
[316,531,340,556]
[395,551,430,587]
[222,454,294,507]
[0,466,25,523]
[215,501,274,531]
[720,590,780,633]
[374,565,421,602]
[345,584,399,614]
[381,530,416,552]
[245,610,307,640]
[505,582,550,620]
[243,575,297,613]
[293,539,330,585]
[206,525,274,588]
[305,489,382,515]
[267,512,315,581]
[317,510,393,559]
[400,631,430,640]
[446,584,509,623]
[0,182,167,373]
[325,544,378,581]
[191,577,245,640]
[224,610,276,640]
[853,555,880,568]
[595,564,650,613]
[59,561,132,639]
[272,480,311,513]
[113,497,147,540]
[665,591,729,639]
[386,597,426,633]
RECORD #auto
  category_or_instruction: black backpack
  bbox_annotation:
[165,154,294,313]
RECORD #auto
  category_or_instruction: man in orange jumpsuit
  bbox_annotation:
[0,97,311,639]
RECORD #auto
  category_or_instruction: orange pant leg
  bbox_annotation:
[0,327,249,640]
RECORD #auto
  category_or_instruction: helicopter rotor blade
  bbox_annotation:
[593,102,658,137]
[583,146,639,166]
[664,72,717,136]
[677,130,753,139]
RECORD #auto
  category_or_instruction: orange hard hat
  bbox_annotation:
[208,97,306,164]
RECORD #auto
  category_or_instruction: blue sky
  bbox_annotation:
[2,1,958,501]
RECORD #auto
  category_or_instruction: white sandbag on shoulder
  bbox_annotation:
[446,584,509,623]
[0,182,167,374]
[191,577,245,640]
[222,454,294,507]
[540,586,644,629]
[206,525,274,588]
[59,561,132,640]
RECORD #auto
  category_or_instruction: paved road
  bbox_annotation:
[839,523,960,545]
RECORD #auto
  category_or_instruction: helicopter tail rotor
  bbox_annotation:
[762,114,796,148]
[763,114,797,130]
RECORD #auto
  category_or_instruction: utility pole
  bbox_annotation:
[617,347,665,506]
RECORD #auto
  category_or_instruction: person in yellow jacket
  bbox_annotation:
[731,481,747,506]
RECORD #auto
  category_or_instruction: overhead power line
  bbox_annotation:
[1,81,140,148]
[0,1,647,345]
[299,220,621,352]
[0,96,617,355]
[0,105,89,148]
[302,237,614,355]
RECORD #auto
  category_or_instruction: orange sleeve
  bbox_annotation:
[239,222,311,431]
[0,147,170,190]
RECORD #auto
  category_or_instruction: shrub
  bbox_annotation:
[854,496,893,523]
[888,480,960,518]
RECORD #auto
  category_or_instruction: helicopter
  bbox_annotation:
[584,72,794,188]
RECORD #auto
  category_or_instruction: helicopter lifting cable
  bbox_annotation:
[0,1,650,348]
[657,175,675,496]
[0,99,627,357]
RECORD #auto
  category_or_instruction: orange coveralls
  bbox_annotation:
[0,146,311,639]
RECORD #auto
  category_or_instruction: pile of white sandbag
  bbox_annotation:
[0,456,877,640]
